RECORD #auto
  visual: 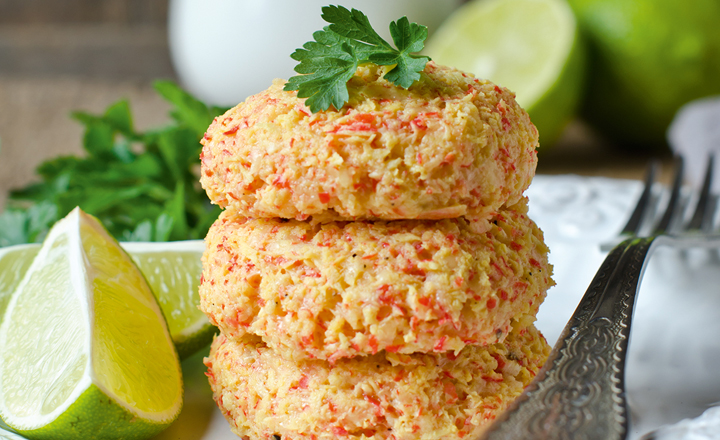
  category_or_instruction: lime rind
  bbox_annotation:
[171,321,216,362]
[529,23,587,147]
[569,0,720,148]
[13,384,173,440]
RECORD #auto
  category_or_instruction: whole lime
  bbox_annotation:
[568,0,720,149]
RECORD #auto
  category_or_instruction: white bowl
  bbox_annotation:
[168,0,462,106]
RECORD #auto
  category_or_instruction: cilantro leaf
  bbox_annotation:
[284,5,430,112]
[0,209,30,247]
[383,16,430,88]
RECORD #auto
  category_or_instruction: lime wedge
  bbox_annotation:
[424,0,585,147]
[0,208,183,439]
[0,240,211,360]
[123,240,213,360]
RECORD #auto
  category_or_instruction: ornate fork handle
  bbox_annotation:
[479,236,657,440]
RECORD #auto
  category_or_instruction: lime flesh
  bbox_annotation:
[0,245,39,317]
[124,241,212,359]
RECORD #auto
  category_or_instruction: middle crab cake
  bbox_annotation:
[201,198,553,362]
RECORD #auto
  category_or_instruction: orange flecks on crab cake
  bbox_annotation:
[205,322,550,440]
[199,198,553,362]
[199,62,539,222]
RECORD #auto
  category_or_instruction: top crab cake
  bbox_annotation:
[200,62,539,221]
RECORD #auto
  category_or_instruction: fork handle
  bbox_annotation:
[478,237,657,440]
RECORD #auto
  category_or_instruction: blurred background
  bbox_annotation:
[0,0,174,208]
[3,0,719,231]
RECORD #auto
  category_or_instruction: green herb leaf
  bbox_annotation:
[0,202,57,246]
[382,16,429,88]
[285,35,358,112]
[162,181,189,241]
[103,100,135,137]
[3,81,229,244]
[0,210,29,247]
[323,6,391,50]
[284,5,430,112]
[154,80,218,138]
[79,120,115,158]
[26,202,58,243]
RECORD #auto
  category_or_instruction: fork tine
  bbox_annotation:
[654,156,685,234]
[620,160,660,236]
[687,154,716,233]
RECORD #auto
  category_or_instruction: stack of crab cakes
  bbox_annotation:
[199,62,554,440]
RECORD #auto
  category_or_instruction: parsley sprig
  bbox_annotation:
[284,5,430,113]
[0,82,227,246]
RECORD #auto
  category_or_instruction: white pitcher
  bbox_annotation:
[168,0,462,106]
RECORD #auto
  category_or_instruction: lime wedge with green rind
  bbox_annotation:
[424,0,586,147]
[123,241,213,359]
[0,208,183,439]
[0,240,212,360]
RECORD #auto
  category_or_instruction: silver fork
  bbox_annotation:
[478,155,718,440]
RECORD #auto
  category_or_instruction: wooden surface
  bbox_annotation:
[0,21,176,208]
[0,0,167,24]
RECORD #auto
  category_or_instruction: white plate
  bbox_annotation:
[155,175,720,440]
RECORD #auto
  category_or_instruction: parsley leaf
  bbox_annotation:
[285,32,359,112]
[284,5,430,112]
[0,81,226,244]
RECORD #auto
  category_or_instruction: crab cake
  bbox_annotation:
[206,322,549,440]
[199,61,539,222]
[200,198,553,362]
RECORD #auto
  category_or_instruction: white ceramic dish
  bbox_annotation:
[151,175,720,440]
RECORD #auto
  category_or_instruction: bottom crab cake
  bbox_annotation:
[206,322,549,440]
[200,198,553,362]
